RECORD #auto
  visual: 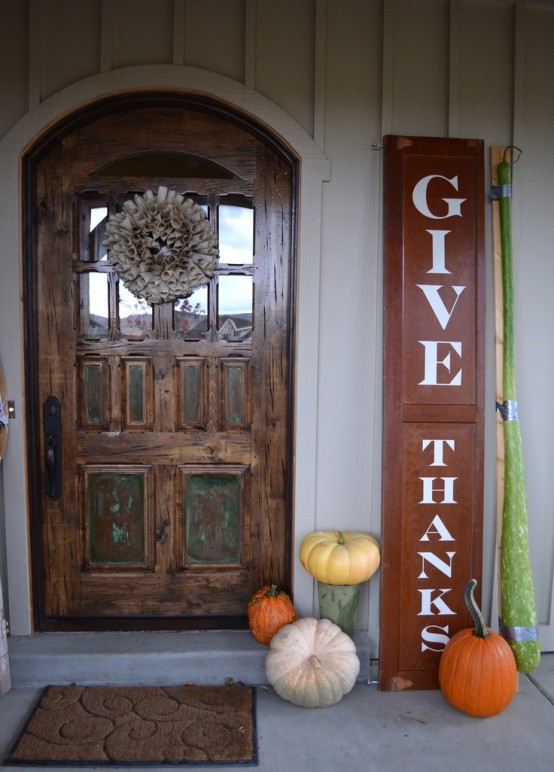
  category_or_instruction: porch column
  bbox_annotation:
[0,576,11,696]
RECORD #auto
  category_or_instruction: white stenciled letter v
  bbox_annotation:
[417,285,466,330]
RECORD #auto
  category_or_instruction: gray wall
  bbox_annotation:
[1,0,554,646]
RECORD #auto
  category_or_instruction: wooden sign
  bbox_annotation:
[379,136,485,690]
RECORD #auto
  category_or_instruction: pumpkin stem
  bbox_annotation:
[265,584,279,597]
[337,532,345,545]
[465,578,489,639]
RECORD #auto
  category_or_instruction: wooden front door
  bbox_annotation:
[27,96,295,629]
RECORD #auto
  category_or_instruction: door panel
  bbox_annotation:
[29,99,295,627]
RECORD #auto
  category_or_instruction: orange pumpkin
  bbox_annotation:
[439,579,517,717]
[247,584,298,645]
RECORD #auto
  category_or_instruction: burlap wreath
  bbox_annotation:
[104,187,218,304]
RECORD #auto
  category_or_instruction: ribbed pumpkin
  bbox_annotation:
[247,585,298,645]
[439,579,518,717]
[265,617,360,708]
[299,530,380,585]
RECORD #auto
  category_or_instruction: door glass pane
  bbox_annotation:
[174,285,208,337]
[81,205,108,261]
[119,283,152,337]
[218,204,254,264]
[80,272,109,336]
[217,275,253,340]
[90,207,107,230]
[183,195,208,216]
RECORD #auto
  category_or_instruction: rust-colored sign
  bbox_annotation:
[379,136,485,690]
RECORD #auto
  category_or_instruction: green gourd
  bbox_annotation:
[497,156,540,673]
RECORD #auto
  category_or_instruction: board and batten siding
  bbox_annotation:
[1,0,554,655]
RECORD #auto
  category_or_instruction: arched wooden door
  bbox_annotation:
[26,95,296,629]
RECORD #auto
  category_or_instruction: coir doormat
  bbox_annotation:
[5,684,258,767]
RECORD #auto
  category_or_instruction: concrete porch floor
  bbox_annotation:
[0,633,553,771]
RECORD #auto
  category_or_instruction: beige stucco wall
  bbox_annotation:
[1,0,554,651]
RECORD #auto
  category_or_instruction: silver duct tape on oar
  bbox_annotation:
[490,183,512,199]
[496,400,519,421]
[499,618,540,642]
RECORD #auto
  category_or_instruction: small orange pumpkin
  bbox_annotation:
[439,579,517,717]
[248,584,298,645]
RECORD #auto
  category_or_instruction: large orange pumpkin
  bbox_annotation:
[439,579,517,717]
[247,585,298,645]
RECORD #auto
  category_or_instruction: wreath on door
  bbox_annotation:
[103,187,218,304]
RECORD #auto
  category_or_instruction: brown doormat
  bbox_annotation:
[5,684,258,766]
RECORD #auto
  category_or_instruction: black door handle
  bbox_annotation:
[43,396,62,499]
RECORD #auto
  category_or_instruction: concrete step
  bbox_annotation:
[8,630,371,687]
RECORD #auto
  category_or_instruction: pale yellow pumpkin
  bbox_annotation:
[265,617,360,707]
[299,530,380,585]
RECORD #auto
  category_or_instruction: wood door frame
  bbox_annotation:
[1,66,330,637]
[23,91,299,632]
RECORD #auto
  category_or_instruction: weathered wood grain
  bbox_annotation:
[30,98,295,627]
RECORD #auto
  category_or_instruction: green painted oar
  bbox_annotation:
[497,152,540,673]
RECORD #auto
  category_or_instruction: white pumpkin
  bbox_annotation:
[265,617,360,708]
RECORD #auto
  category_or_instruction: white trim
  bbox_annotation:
[0,64,329,634]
